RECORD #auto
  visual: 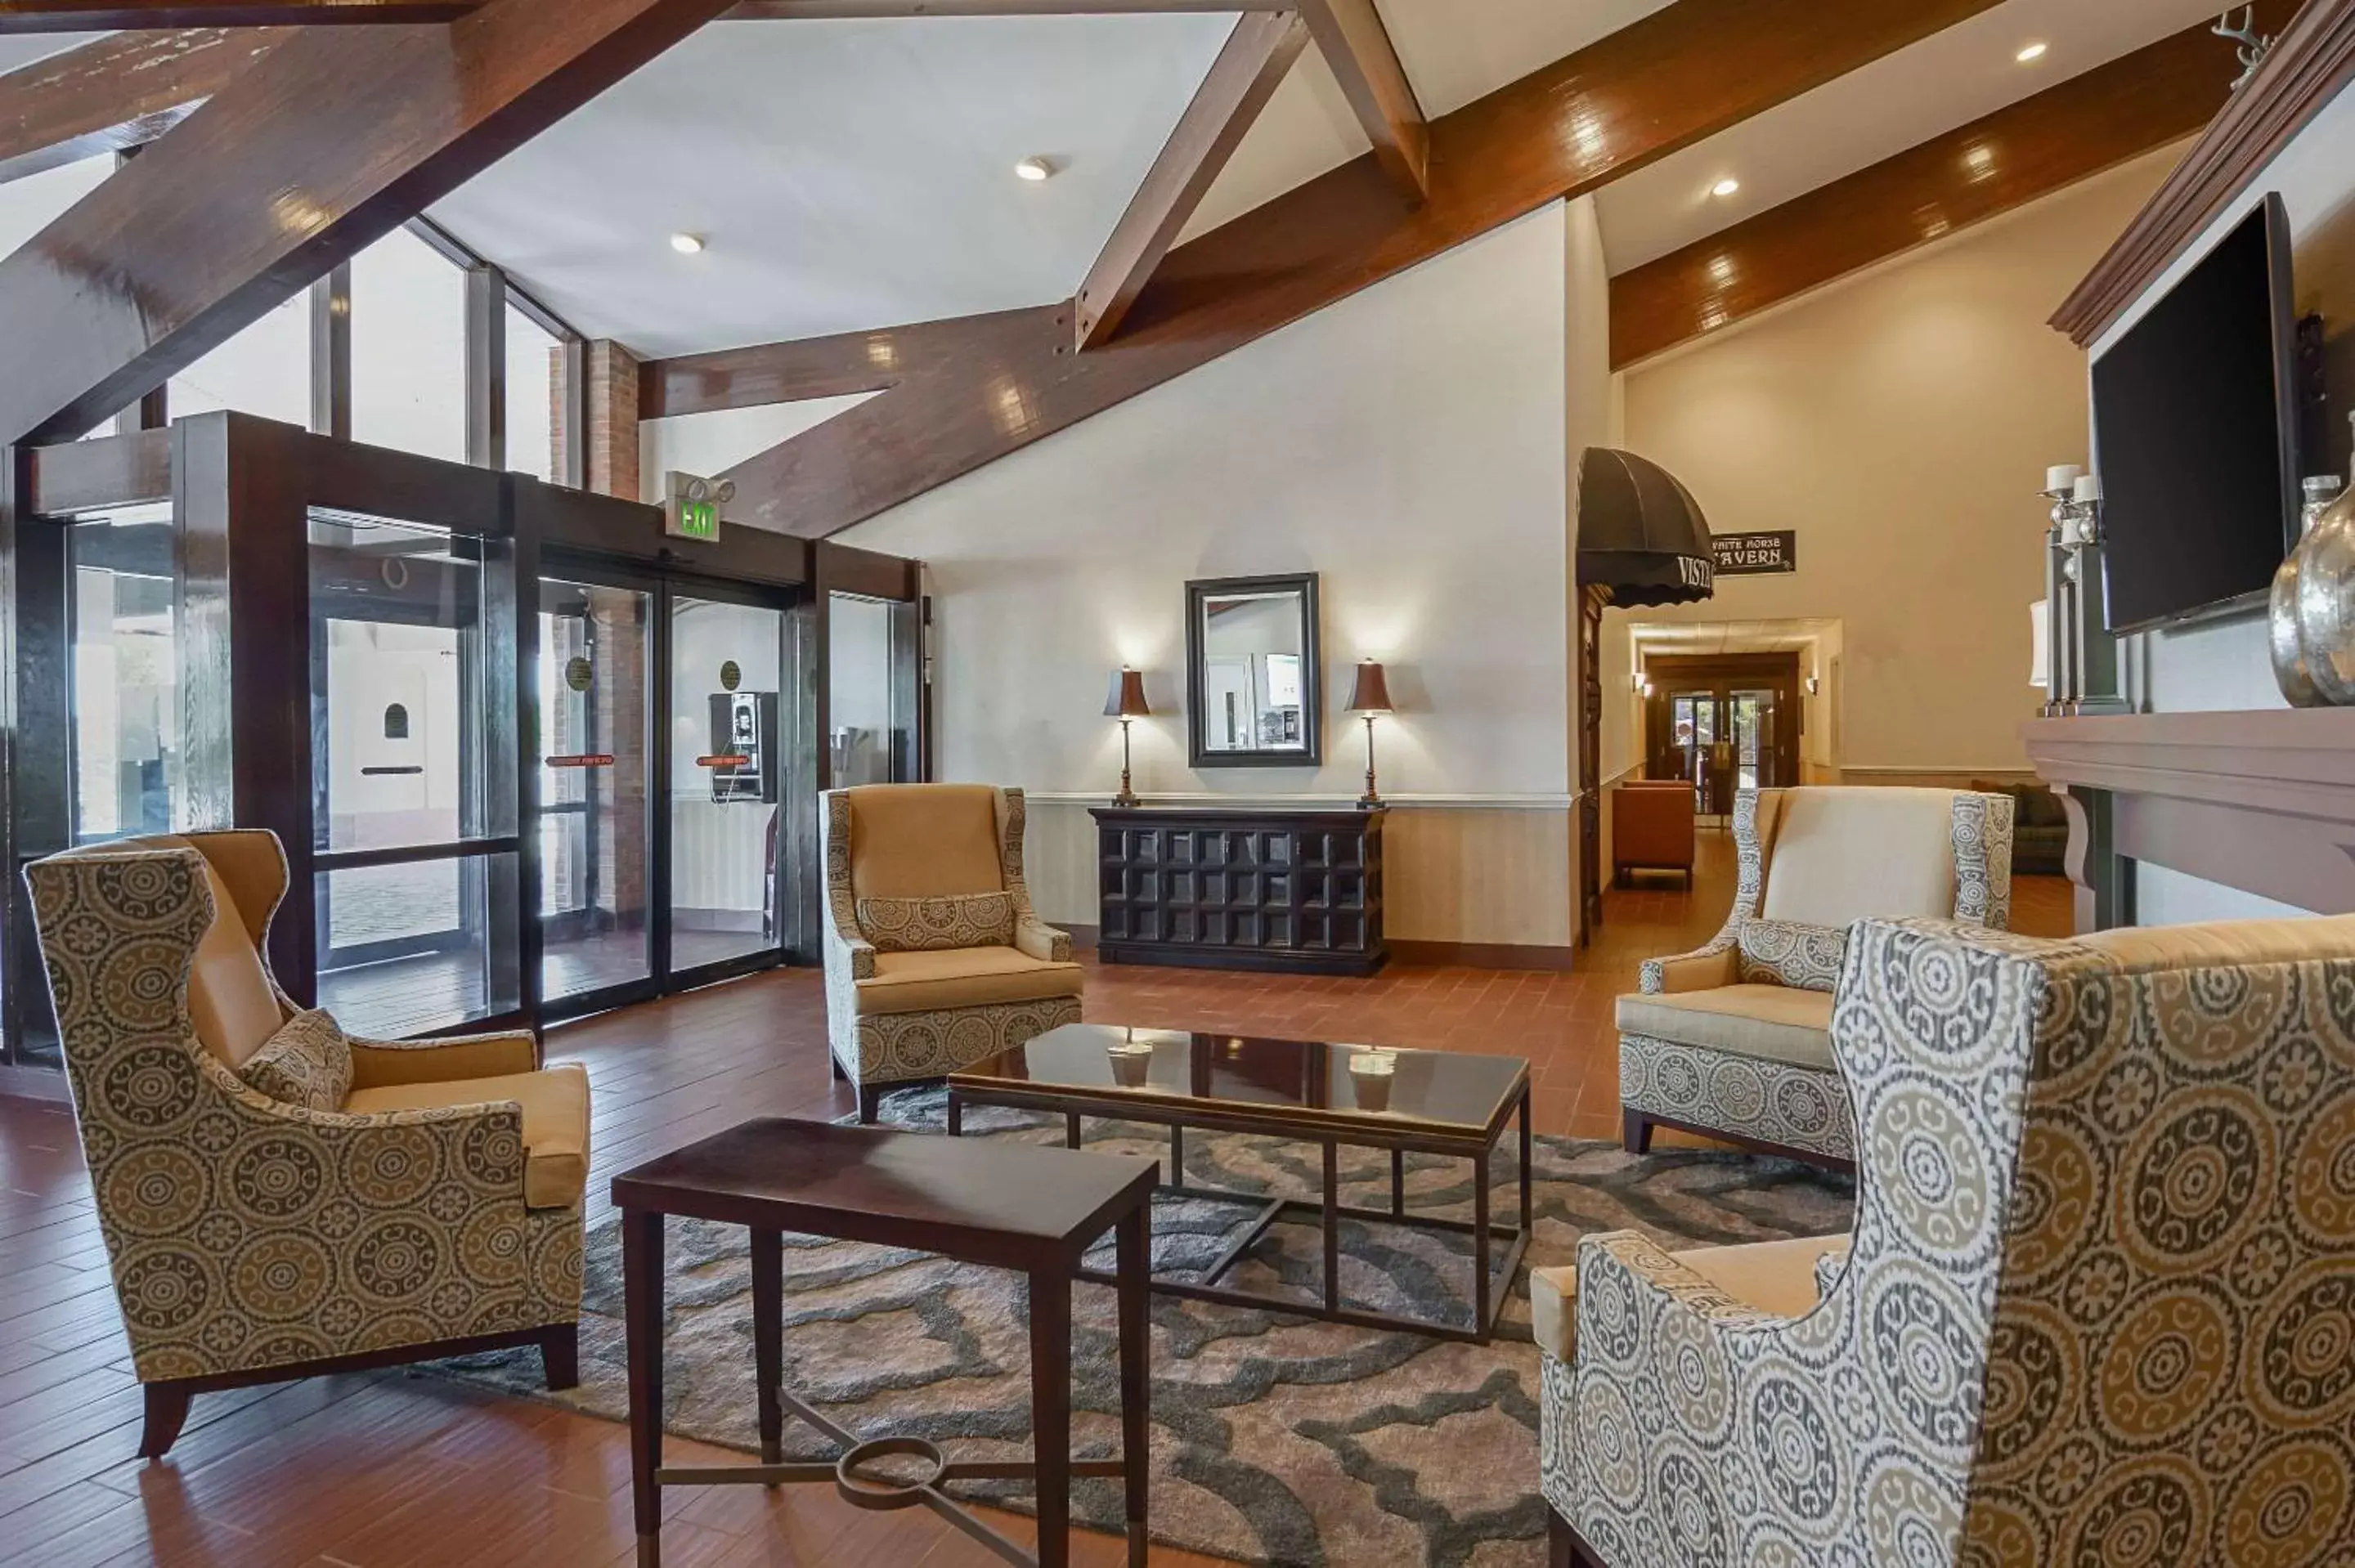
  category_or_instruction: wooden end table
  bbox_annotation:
[949,1024,1532,1344]
[610,1118,1159,1568]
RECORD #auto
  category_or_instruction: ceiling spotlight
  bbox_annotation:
[2015,41,2048,62]
[1710,177,1741,199]
[1015,156,1055,183]
[670,232,705,254]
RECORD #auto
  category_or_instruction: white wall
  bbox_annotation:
[2094,80,2355,920]
[1620,149,2179,777]
[839,205,1580,946]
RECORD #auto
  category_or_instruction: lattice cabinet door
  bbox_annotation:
[1092,807,1386,976]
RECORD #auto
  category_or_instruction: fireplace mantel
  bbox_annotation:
[2021,707,2355,924]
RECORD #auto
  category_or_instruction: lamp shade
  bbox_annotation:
[1104,667,1151,719]
[1346,661,1394,714]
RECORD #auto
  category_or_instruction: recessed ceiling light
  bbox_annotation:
[670,232,705,254]
[1710,177,1741,199]
[1015,156,1054,183]
[2016,41,2048,62]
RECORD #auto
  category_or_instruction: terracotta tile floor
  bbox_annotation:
[0,840,2074,1567]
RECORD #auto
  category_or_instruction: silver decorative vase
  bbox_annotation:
[2272,477,2341,706]
[2295,480,2355,705]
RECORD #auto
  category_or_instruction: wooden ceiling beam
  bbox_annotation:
[0,0,735,447]
[1299,0,1423,202]
[0,0,1287,25]
[1608,6,2289,369]
[2054,0,2355,347]
[1074,8,1306,349]
[715,0,2011,537]
[0,28,277,186]
[640,306,1052,418]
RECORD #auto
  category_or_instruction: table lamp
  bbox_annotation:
[1104,667,1150,806]
[1345,661,1393,809]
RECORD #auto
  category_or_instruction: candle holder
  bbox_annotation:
[1346,1047,1397,1113]
[2037,468,2130,717]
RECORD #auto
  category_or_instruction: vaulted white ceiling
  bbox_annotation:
[0,0,2232,362]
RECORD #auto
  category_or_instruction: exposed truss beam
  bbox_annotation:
[705,0,2012,537]
[1299,0,1423,201]
[0,0,1284,25]
[1076,8,1306,349]
[1608,6,2282,368]
[0,28,276,185]
[640,307,1052,418]
[0,0,734,447]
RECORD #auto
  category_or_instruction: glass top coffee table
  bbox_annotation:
[947,1022,1531,1343]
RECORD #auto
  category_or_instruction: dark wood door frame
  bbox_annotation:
[1641,652,1802,809]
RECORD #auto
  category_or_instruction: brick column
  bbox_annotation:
[581,338,641,502]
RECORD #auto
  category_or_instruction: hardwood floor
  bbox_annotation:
[0,842,2072,1566]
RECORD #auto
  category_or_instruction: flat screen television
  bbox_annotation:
[2091,194,2299,634]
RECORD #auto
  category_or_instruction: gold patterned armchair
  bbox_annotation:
[1542,913,2355,1566]
[1617,786,2013,1169]
[25,831,586,1459]
[822,784,1083,1120]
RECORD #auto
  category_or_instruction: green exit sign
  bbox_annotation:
[662,471,731,541]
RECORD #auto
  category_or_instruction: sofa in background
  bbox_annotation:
[1973,775,2069,875]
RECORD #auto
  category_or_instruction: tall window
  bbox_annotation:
[352,225,468,461]
[169,294,311,426]
[505,302,560,481]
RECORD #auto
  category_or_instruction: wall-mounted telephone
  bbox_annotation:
[706,692,780,804]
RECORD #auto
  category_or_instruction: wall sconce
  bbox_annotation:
[1345,661,1395,809]
[1804,675,1820,697]
[1103,667,1150,806]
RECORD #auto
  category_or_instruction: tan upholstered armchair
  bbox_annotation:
[1617,786,2013,1168]
[1541,913,2355,1567]
[24,831,586,1459]
[821,784,1083,1120]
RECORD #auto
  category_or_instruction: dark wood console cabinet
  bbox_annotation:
[1089,805,1387,976]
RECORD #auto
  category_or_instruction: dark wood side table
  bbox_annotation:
[610,1118,1159,1568]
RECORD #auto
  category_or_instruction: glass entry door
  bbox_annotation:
[667,592,787,981]
[538,577,653,1010]
[1645,656,1802,819]
[531,564,796,1017]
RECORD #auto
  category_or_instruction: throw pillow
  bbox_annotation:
[1737,918,1850,992]
[856,890,1016,953]
[238,1007,352,1111]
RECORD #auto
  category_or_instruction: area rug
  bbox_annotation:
[437,1089,1852,1567]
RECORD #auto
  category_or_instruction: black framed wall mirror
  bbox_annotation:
[1185,572,1321,767]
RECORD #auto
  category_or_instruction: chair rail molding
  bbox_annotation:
[2021,708,2355,921]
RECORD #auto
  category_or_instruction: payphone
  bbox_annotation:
[705,691,780,804]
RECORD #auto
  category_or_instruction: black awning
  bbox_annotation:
[1574,447,1715,607]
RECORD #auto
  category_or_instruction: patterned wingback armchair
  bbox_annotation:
[1541,913,2355,1568]
[1617,786,2013,1168]
[25,832,586,1458]
[821,784,1083,1120]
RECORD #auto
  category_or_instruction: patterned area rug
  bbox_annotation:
[439,1089,1852,1567]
